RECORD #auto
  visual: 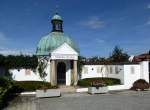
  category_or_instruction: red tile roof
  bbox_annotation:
[133,51,150,62]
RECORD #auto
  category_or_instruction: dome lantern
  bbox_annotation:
[51,13,63,32]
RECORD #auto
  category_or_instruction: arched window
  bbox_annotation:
[115,66,119,74]
[56,24,60,30]
[110,66,113,74]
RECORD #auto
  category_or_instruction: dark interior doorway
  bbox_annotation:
[57,62,66,84]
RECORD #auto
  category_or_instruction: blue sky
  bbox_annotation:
[0,0,149,57]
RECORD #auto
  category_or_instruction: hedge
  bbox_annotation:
[0,78,58,109]
[0,77,19,109]
[77,77,121,87]
[0,54,38,70]
[15,81,58,92]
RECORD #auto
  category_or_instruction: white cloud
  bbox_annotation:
[0,48,34,56]
[96,38,105,44]
[147,19,150,25]
[145,17,150,25]
[147,4,150,9]
[80,16,105,29]
[0,32,34,56]
[0,32,8,46]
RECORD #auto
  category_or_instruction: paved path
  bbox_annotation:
[36,91,150,110]
[4,96,36,110]
[59,85,76,93]
[4,91,150,110]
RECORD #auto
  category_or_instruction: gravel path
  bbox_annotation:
[4,91,150,110]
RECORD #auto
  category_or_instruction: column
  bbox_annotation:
[73,60,78,86]
[50,60,57,85]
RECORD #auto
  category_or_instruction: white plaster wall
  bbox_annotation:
[11,59,71,85]
[81,65,103,79]
[11,60,149,89]
[140,61,149,83]
[11,69,42,81]
[81,65,124,84]
[107,65,124,84]
[10,60,51,82]
[108,85,129,91]
[124,65,141,88]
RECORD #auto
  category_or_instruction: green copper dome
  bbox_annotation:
[52,14,62,21]
[36,32,80,56]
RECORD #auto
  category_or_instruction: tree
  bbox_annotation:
[109,46,129,62]
[89,56,99,62]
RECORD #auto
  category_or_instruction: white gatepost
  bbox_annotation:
[140,61,149,83]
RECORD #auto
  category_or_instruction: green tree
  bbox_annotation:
[77,56,85,73]
[89,56,99,62]
[109,46,129,62]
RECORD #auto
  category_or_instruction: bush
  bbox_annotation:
[15,81,58,92]
[0,79,57,109]
[131,79,150,91]
[0,77,20,109]
[77,77,121,87]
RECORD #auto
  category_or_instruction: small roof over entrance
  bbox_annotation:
[51,43,78,60]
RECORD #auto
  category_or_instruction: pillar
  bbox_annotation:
[73,60,78,86]
[50,60,57,85]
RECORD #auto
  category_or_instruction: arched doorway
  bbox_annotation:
[57,62,66,84]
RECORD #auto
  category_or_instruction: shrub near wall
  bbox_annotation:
[15,81,58,92]
[0,77,12,109]
[78,78,121,87]
[0,79,58,109]
[131,79,150,91]
[0,77,21,109]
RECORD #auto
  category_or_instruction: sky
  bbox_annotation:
[0,0,150,57]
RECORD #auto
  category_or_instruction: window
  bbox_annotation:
[82,67,88,74]
[56,24,59,30]
[115,66,119,74]
[110,67,113,74]
[25,69,31,75]
[130,66,135,74]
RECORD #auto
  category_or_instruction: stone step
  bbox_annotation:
[59,85,76,93]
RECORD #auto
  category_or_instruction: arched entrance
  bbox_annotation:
[57,62,66,84]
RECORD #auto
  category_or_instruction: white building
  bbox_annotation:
[10,13,150,89]
[81,61,149,88]
[12,13,79,86]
